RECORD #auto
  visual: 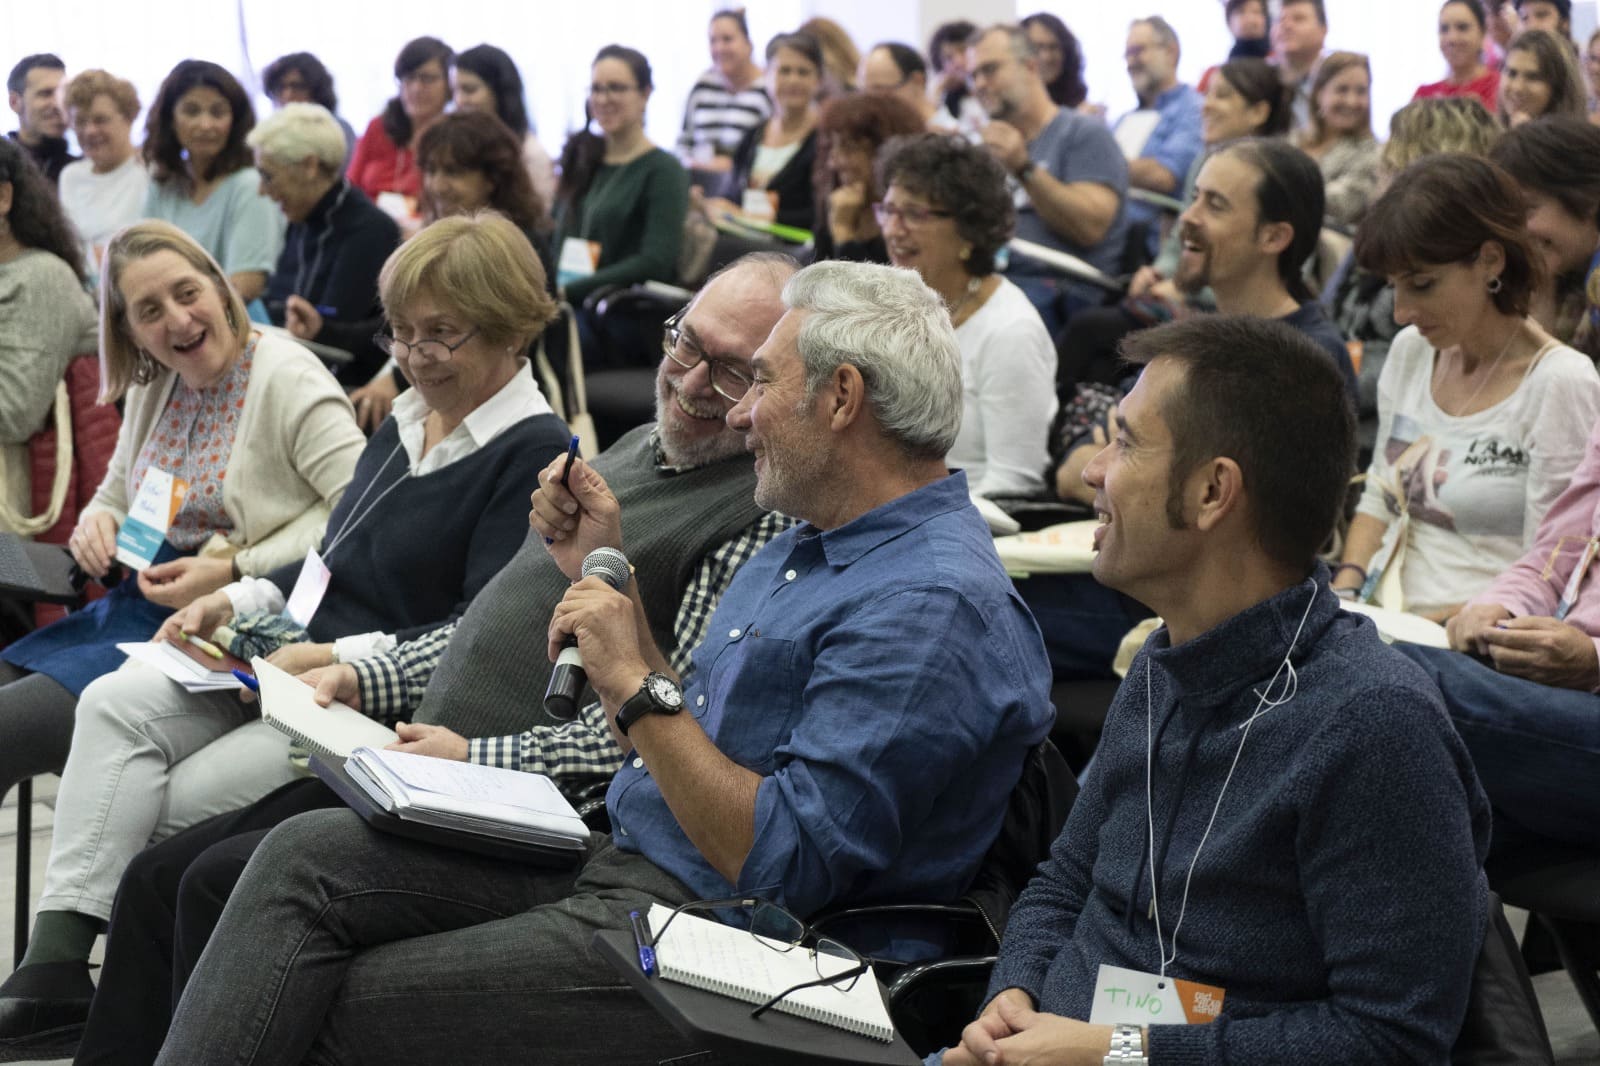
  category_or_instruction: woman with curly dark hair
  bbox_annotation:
[1022,12,1087,109]
[142,59,282,302]
[877,132,1055,496]
[262,52,356,166]
[348,36,453,206]
[0,136,97,534]
[812,91,924,262]
[452,44,556,213]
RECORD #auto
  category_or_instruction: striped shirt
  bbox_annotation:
[351,509,792,796]
[676,71,771,162]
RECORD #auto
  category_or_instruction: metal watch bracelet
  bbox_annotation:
[1104,1023,1147,1064]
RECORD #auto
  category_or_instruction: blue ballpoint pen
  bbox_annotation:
[232,669,260,692]
[630,909,657,977]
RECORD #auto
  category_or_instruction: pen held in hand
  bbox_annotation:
[182,631,225,660]
[545,435,583,545]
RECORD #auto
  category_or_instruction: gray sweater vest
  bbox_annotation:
[415,424,763,737]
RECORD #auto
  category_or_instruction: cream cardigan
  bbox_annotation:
[84,330,365,576]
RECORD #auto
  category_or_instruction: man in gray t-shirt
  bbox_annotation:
[969,24,1129,334]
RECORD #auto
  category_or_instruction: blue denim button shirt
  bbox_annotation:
[608,471,1054,920]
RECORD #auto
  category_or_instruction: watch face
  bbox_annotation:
[646,673,683,710]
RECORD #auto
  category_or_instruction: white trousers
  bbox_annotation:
[37,660,298,921]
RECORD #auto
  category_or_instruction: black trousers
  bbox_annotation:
[75,777,342,1066]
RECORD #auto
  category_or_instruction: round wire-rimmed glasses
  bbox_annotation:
[648,896,871,1018]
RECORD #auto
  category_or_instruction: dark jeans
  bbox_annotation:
[153,809,701,1066]
[1016,573,1153,681]
[76,778,343,1066]
[1398,643,1600,851]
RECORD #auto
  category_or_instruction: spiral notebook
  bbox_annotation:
[254,657,399,757]
[645,903,894,1042]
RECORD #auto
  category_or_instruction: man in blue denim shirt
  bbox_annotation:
[152,260,1054,1066]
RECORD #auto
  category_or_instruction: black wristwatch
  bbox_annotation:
[1016,160,1038,183]
[615,672,684,736]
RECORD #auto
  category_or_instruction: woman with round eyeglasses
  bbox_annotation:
[0,214,575,1038]
[347,36,453,207]
[877,133,1056,498]
[345,110,550,433]
[554,45,688,366]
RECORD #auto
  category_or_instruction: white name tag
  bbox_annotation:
[1087,963,1225,1027]
[285,548,332,627]
[116,467,187,570]
[741,188,776,221]
[557,237,599,291]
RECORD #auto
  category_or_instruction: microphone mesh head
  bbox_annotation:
[581,546,633,590]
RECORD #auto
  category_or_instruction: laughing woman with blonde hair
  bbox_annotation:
[0,213,571,1036]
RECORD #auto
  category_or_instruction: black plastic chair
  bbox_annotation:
[1488,840,1600,1036]
[810,740,1078,1054]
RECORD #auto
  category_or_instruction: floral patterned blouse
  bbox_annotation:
[128,334,255,550]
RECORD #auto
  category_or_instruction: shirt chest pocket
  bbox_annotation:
[700,630,801,775]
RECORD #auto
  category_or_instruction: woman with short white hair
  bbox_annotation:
[250,103,401,383]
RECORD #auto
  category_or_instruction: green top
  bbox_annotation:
[555,147,688,303]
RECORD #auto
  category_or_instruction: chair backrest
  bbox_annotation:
[29,354,120,547]
[1450,891,1555,1065]
[962,738,1078,945]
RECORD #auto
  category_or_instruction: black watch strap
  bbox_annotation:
[616,672,683,736]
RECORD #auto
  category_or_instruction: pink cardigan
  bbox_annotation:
[1474,423,1600,674]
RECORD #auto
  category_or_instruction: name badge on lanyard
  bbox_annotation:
[285,548,333,627]
[1556,538,1600,621]
[1088,963,1226,1027]
[116,467,188,570]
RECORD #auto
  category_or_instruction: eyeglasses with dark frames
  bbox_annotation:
[648,896,870,1019]
[661,308,754,402]
[872,201,955,228]
[373,327,479,364]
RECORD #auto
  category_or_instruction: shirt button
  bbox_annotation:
[632,756,643,769]
[785,569,797,581]
[729,627,741,639]
[695,694,705,707]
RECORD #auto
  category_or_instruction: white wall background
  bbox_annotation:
[8,1,1599,158]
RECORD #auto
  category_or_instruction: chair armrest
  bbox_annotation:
[811,901,988,940]
[887,955,999,1008]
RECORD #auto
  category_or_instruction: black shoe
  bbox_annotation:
[0,960,93,1040]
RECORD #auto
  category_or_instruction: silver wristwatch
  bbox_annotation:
[1104,1024,1147,1064]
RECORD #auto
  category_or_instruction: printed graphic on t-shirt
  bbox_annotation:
[1380,413,1527,539]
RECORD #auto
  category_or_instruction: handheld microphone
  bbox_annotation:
[544,546,633,720]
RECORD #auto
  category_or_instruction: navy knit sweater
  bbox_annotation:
[988,571,1491,1064]
[268,411,570,646]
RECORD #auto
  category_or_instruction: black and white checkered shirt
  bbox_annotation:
[350,509,791,786]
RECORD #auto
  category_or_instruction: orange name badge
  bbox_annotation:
[1088,963,1226,1026]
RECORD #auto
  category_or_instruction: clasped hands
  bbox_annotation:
[1448,603,1600,690]
[944,988,1118,1066]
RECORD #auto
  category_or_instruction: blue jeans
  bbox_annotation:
[155,810,705,1066]
[1015,573,1152,681]
[1398,643,1600,850]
